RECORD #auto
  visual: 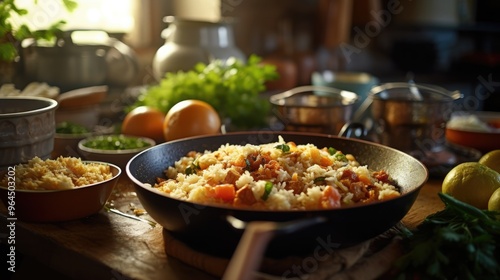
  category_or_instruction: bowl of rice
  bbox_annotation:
[0,156,121,222]
[446,111,500,153]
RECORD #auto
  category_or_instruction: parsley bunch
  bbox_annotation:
[395,193,500,280]
[134,55,278,129]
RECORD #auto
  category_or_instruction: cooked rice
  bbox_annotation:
[1,157,112,190]
[154,136,400,210]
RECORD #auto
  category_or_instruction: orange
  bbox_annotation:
[163,100,221,141]
[121,106,165,143]
[442,162,500,209]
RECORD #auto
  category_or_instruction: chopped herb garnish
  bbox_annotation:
[185,161,200,175]
[275,144,290,153]
[335,153,347,162]
[82,135,151,150]
[56,121,90,134]
[314,177,326,183]
[261,181,273,201]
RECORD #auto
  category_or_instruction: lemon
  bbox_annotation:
[488,187,500,212]
[442,162,500,209]
[479,150,500,174]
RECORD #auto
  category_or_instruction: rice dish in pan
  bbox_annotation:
[153,136,400,210]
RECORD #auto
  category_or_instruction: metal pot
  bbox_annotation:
[21,30,139,91]
[369,82,462,154]
[0,97,58,169]
[269,85,358,135]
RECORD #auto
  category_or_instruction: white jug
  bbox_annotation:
[152,16,246,81]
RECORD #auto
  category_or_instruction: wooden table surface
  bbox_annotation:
[0,175,445,280]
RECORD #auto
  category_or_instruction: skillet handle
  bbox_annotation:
[338,122,367,139]
[222,216,327,280]
[222,221,278,280]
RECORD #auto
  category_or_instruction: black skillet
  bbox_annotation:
[126,131,428,262]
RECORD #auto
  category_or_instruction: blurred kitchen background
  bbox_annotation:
[5,0,500,113]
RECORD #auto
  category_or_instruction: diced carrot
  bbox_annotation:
[310,148,321,164]
[358,174,371,185]
[232,154,247,168]
[321,185,341,209]
[320,156,333,166]
[204,186,216,198]
[214,184,236,202]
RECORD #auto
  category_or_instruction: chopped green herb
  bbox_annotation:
[275,144,290,153]
[395,193,500,280]
[245,159,251,170]
[335,153,347,162]
[83,135,152,150]
[261,182,273,201]
[314,177,326,184]
[56,122,89,134]
[185,161,200,175]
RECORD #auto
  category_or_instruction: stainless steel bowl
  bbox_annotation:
[0,97,58,169]
[270,85,358,134]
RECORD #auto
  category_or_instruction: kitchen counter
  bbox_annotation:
[0,176,445,280]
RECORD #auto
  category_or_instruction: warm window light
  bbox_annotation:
[12,0,134,33]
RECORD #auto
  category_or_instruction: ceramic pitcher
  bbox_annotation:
[152,16,246,81]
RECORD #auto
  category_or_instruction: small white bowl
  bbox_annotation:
[78,134,155,169]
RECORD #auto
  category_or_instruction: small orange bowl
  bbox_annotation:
[0,161,121,222]
[446,111,500,153]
